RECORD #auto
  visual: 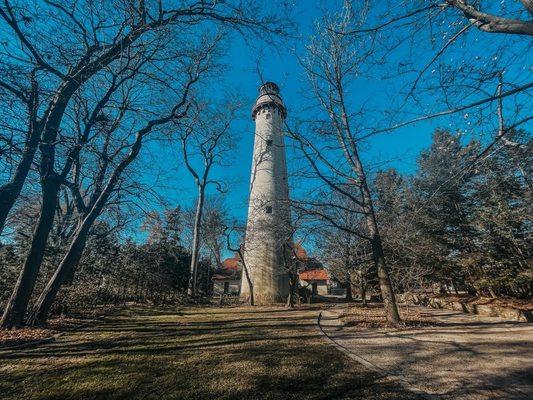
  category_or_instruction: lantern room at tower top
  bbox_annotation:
[251,82,287,120]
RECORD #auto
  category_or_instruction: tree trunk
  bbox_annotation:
[335,103,400,324]
[286,268,298,308]
[345,276,353,301]
[360,283,367,306]
[349,146,401,324]
[240,255,254,306]
[369,232,400,325]
[28,219,92,326]
[0,128,40,236]
[0,178,61,328]
[453,281,460,295]
[187,185,205,298]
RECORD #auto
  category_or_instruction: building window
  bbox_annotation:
[266,139,273,147]
[266,206,273,214]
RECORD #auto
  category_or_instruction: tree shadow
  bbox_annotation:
[0,305,424,400]
[328,308,533,399]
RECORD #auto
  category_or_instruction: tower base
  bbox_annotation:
[240,270,290,305]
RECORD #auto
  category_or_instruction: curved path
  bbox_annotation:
[318,304,533,400]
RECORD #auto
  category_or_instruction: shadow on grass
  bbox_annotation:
[0,305,421,400]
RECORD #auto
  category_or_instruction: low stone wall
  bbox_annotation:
[397,293,532,322]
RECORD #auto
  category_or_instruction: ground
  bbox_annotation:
[320,304,533,400]
[0,305,418,400]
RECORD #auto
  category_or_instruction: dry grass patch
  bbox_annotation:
[0,304,420,400]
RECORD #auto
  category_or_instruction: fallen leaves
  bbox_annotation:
[340,303,435,329]
[0,316,88,348]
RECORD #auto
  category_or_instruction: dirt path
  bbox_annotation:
[0,305,418,400]
[319,305,533,400]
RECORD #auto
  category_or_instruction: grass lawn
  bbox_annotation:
[0,305,418,400]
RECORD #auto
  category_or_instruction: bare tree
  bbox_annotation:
[283,241,302,308]
[180,103,235,298]
[225,224,254,306]
[0,67,39,236]
[291,4,401,324]
[201,197,229,269]
[339,1,533,37]
[332,0,532,144]
[28,50,210,325]
[1,0,291,328]
[317,214,361,302]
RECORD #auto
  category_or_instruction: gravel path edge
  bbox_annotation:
[316,306,439,400]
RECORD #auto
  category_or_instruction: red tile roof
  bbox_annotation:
[292,242,308,261]
[222,257,240,270]
[299,269,329,281]
[212,257,242,281]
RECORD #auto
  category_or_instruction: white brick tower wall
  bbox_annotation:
[241,82,292,304]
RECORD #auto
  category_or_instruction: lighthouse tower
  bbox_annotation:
[241,82,292,304]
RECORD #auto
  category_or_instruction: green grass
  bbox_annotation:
[0,305,418,400]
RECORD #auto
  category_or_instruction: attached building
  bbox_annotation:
[299,268,330,296]
[212,257,242,296]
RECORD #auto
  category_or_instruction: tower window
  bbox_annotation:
[266,206,273,214]
[266,139,273,147]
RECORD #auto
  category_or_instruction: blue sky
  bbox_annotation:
[138,1,532,248]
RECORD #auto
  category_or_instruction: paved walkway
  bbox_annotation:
[319,305,533,400]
